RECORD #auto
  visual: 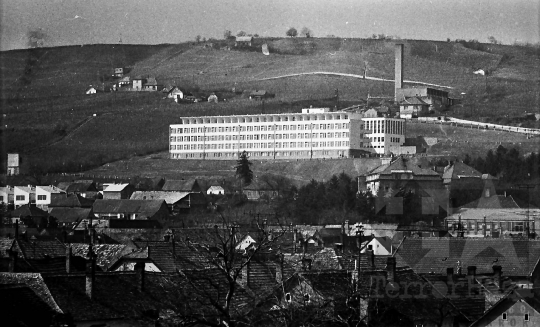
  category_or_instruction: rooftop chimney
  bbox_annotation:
[386,257,396,283]
[134,262,145,292]
[66,245,72,274]
[86,245,96,300]
[394,44,404,102]
[446,267,454,285]
[493,265,503,292]
[8,250,18,272]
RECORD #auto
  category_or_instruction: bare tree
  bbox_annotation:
[174,213,289,326]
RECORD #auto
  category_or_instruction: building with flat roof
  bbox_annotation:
[169,108,406,160]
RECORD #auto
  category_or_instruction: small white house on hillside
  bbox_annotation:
[207,186,225,195]
[86,87,97,95]
[360,236,393,255]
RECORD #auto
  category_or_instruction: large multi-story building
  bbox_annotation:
[169,108,406,160]
[361,109,406,155]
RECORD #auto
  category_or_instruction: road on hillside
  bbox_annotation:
[256,71,454,89]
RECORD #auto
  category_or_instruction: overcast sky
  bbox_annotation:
[1,0,538,51]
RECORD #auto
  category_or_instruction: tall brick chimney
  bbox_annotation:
[66,245,72,274]
[395,44,404,102]
[85,245,96,300]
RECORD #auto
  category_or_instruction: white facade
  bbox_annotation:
[36,186,65,210]
[362,117,406,155]
[169,110,371,160]
[0,186,14,206]
[14,186,35,208]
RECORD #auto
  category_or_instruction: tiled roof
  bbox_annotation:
[338,253,391,271]
[461,195,520,209]
[49,208,92,224]
[367,156,440,177]
[15,186,35,194]
[49,193,95,208]
[92,199,166,218]
[131,241,208,272]
[301,270,351,299]
[102,183,130,192]
[12,205,48,217]
[0,273,63,313]
[71,244,129,271]
[446,208,540,222]
[42,272,185,322]
[56,181,97,193]
[144,77,158,86]
[236,36,253,42]
[36,185,65,194]
[0,238,15,259]
[13,239,66,260]
[161,179,200,192]
[130,191,190,204]
[394,237,540,276]
[284,248,342,271]
[0,283,60,326]
[442,162,483,181]
[400,96,428,105]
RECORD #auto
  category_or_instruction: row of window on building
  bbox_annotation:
[364,119,404,135]
[170,141,351,151]
[170,123,350,134]
[170,132,350,143]
[170,150,346,159]
[180,114,350,125]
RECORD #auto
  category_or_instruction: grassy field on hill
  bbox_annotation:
[1,38,538,175]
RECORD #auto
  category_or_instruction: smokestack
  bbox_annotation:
[134,262,145,292]
[395,44,404,102]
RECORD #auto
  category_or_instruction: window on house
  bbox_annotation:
[16,195,24,201]
[37,195,46,201]
[303,294,310,303]
[502,313,507,320]
[525,313,529,321]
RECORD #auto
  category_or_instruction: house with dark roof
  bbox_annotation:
[48,193,95,210]
[394,237,540,288]
[143,76,159,91]
[10,204,49,226]
[101,183,135,200]
[249,90,274,100]
[48,207,93,229]
[470,288,540,327]
[56,181,99,198]
[161,179,202,192]
[399,96,430,118]
[92,199,169,221]
[235,36,253,47]
[130,191,192,214]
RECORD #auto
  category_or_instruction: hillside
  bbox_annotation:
[1,38,538,174]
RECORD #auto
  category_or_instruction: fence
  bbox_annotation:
[406,117,540,136]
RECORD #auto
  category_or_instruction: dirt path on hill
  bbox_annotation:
[256,71,454,89]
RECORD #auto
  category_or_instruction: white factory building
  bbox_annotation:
[169,108,406,160]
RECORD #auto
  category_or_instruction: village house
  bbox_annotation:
[132,76,145,90]
[0,186,14,207]
[398,96,430,118]
[48,193,95,211]
[167,86,185,100]
[101,183,135,200]
[10,205,49,226]
[207,185,225,195]
[235,36,253,47]
[143,76,159,91]
[249,90,274,100]
[243,181,280,201]
[117,75,130,86]
[14,186,35,208]
[130,191,195,214]
[48,207,94,229]
[92,199,170,220]
[85,86,97,95]
[56,180,99,198]
[35,186,65,210]
[208,93,218,103]
[395,86,452,110]
[113,67,123,77]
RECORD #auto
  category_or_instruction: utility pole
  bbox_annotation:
[517,181,537,238]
